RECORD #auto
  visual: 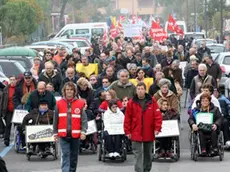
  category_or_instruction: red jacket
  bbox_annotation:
[56,98,85,138]
[99,100,123,110]
[124,94,162,142]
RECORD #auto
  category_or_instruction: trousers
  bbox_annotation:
[132,141,153,172]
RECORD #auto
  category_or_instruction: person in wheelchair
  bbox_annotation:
[157,99,179,157]
[21,100,53,155]
[103,100,124,158]
[188,93,222,155]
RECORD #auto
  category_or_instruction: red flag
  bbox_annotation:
[167,14,184,35]
[150,20,168,42]
[110,24,118,38]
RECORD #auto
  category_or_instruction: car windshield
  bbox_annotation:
[0,61,25,77]
[208,46,225,53]
[185,34,204,39]
[223,56,230,65]
[196,40,216,47]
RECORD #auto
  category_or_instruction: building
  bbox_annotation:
[113,0,163,15]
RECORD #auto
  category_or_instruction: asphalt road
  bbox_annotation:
[1,92,230,172]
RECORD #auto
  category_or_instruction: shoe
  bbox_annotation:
[108,153,114,157]
[158,150,165,158]
[166,150,173,157]
[201,149,206,155]
[113,152,121,157]
[4,141,9,147]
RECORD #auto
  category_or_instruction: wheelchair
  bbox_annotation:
[13,125,26,153]
[79,133,97,154]
[97,121,127,162]
[25,125,58,161]
[189,130,224,161]
[152,136,180,162]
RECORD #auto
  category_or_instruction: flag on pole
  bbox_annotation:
[150,20,168,42]
[167,14,184,35]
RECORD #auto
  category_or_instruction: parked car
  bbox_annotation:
[0,56,33,71]
[0,70,9,83]
[214,52,230,75]
[192,39,217,48]
[184,32,206,40]
[206,44,226,60]
[54,38,91,54]
[0,60,26,78]
[31,41,73,54]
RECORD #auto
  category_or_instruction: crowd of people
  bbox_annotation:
[0,32,229,172]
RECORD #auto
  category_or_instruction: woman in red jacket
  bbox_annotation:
[124,82,162,172]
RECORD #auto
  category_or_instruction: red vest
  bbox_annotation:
[56,98,85,138]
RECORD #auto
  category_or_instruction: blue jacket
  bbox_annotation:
[218,95,230,117]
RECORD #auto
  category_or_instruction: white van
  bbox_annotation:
[165,20,187,35]
[53,22,108,41]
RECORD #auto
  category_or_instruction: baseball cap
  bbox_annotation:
[24,71,32,77]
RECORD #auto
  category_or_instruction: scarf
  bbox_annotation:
[23,81,35,95]
[39,108,48,115]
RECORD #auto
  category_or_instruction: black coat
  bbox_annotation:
[185,69,198,88]
[188,103,222,128]
[38,71,62,93]
[13,78,37,108]
[38,60,58,75]
[77,86,95,111]
[0,157,7,172]
[26,90,56,112]
[63,76,79,85]
[161,59,173,69]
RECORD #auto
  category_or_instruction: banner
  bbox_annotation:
[12,110,28,124]
[150,21,167,42]
[123,24,142,37]
[106,123,124,135]
[86,120,97,135]
[26,125,54,143]
[196,113,213,125]
[156,120,180,138]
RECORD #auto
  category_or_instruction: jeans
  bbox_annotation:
[4,111,13,143]
[105,135,121,153]
[60,137,80,172]
[132,141,153,172]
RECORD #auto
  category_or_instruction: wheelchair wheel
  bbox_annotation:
[101,140,106,162]
[176,137,180,159]
[218,131,224,161]
[121,140,127,162]
[14,127,19,153]
[98,143,102,161]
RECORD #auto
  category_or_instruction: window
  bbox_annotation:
[138,0,153,8]
[91,28,104,36]
[17,60,27,68]
[223,56,230,65]
[0,62,23,77]
[61,29,74,37]
[76,41,88,47]
[75,29,89,34]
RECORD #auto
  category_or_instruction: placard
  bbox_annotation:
[55,97,62,101]
[106,124,124,135]
[196,112,213,125]
[86,120,97,135]
[12,110,29,124]
[156,120,180,138]
[123,24,142,37]
[26,125,54,143]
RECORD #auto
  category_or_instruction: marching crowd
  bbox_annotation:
[0,32,229,172]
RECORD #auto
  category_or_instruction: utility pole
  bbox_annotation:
[220,0,224,43]
[0,27,2,46]
[194,0,197,32]
[204,0,208,37]
[186,0,189,30]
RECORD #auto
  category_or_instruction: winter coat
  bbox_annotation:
[63,76,79,85]
[188,103,222,128]
[161,109,179,120]
[185,69,198,88]
[110,80,136,100]
[103,108,124,133]
[77,86,95,111]
[99,100,123,111]
[38,71,62,94]
[154,90,179,113]
[124,94,162,142]
[12,78,37,108]
[218,95,230,118]
[206,62,222,81]
[26,90,56,112]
